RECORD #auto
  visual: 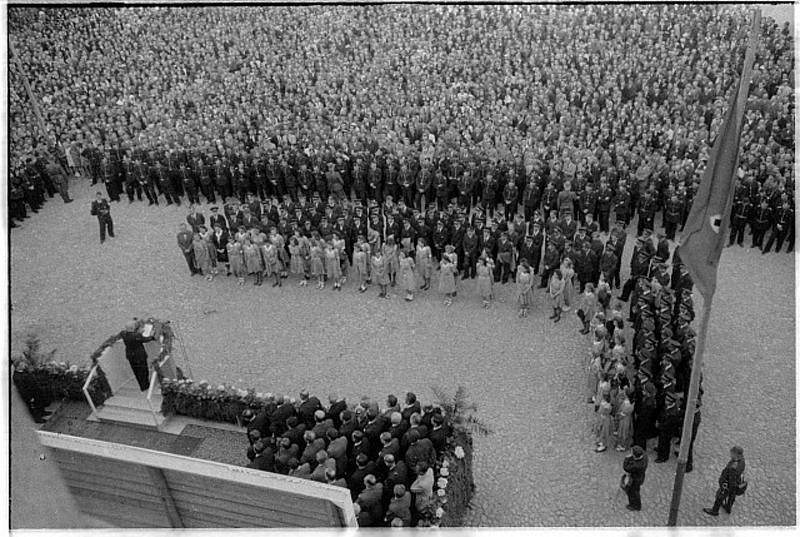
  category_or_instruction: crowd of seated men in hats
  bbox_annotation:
[241,390,450,527]
[8,6,794,249]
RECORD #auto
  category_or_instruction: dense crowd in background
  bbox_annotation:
[8,5,794,253]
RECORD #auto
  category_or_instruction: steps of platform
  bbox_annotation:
[95,404,166,430]
[103,394,162,413]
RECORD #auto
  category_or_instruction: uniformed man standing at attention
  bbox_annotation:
[90,192,114,243]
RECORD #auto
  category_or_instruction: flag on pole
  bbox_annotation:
[676,12,760,300]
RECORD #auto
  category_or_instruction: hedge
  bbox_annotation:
[13,362,113,407]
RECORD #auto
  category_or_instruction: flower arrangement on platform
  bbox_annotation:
[89,317,175,367]
[161,378,266,424]
[411,386,487,527]
[12,334,112,406]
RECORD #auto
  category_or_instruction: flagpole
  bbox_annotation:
[666,8,759,526]
[666,295,712,526]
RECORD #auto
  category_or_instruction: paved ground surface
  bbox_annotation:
[10,181,795,526]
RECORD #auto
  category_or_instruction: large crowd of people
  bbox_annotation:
[241,390,449,527]
[8,4,793,523]
[8,6,794,252]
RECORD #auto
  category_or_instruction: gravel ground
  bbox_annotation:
[11,181,795,526]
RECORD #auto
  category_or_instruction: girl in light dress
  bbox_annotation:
[288,236,305,280]
[615,388,635,452]
[398,250,416,302]
[577,283,599,334]
[234,225,249,245]
[352,237,369,293]
[193,232,213,280]
[371,247,389,298]
[476,256,494,308]
[383,235,399,287]
[594,391,613,453]
[515,259,534,317]
[227,239,246,285]
[548,269,565,322]
[324,240,343,291]
[560,257,576,309]
[293,230,311,286]
[243,238,263,286]
[438,253,457,306]
[331,231,348,287]
[309,237,325,289]
[270,228,289,279]
[596,273,612,316]
[261,240,281,287]
[200,225,218,278]
[415,238,433,291]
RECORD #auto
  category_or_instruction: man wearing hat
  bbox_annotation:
[495,231,514,284]
[703,446,746,516]
[596,178,613,232]
[462,225,480,279]
[637,191,657,237]
[622,445,648,511]
[621,231,654,302]
[522,176,540,221]
[613,183,631,228]
[431,219,449,262]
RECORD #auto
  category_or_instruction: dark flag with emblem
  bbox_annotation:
[676,20,758,300]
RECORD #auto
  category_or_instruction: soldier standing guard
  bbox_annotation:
[90,192,114,243]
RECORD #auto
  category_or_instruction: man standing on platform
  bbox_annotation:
[121,321,155,391]
[90,192,114,243]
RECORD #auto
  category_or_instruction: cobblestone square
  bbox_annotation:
[10,186,795,526]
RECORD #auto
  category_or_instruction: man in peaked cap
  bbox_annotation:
[622,445,648,511]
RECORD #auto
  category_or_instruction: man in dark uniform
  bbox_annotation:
[121,321,155,391]
[541,181,558,219]
[621,232,654,301]
[540,241,560,288]
[99,156,121,202]
[763,200,793,254]
[622,445,648,511]
[728,195,751,247]
[654,397,682,463]
[663,193,683,240]
[192,158,211,203]
[521,177,540,222]
[637,191,656,237]
[502,176,519,220]
[703,446,746,516]
[579,183,597,225]
[153,161,179,205]
[528,222,545,274]
[613,184,631,227]
[432,220,449,262]
[595,179,613,232]
[494,231,514,283]
[750,199,772,249]
[610,222,627,289]
[457,225,478,279]
[90,192,114,243]
[457,171,474,211]
[136,159,158,205]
